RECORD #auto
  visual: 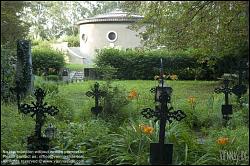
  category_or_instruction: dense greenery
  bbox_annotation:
[32,45,65,75]
[124,1,249,56]
[1,1,30,47]
[1,79,249,165]
[95,48,248,80]
[63,35,80,47]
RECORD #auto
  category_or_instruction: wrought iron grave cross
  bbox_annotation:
[141,59,186,165]
[86,82,106,116]
[232,59,248,101]
[19,88,59,138]
[214,79,233,120]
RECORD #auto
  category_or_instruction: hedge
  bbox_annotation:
[95,48,248,80]
[32,46,65,75]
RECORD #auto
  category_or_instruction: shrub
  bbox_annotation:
[32,46,65,75]
[63,35,80,47]
[95,48,248,80]
[45,75,61,82]
[1,48,16,101]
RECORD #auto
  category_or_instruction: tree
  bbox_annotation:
[21,1,91,40]
[1,1,30,47]
[126,1,249,56]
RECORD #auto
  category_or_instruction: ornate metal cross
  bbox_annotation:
[214,79,233,120]
[141,59,186,165]
[232,59,248,101]
[19,88,59,138]
[86,82,106,116]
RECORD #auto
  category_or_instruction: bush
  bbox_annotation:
[45,75,61,82]
[32,46,65,75]
[1,48,16,101]
[95,48,248,80]
[63,35,80,47]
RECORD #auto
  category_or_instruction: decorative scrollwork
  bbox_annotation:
[19,88,59,138]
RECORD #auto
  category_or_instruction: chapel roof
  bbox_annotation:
[77,9,144,25]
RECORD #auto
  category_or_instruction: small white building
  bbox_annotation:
[68,9,144,65]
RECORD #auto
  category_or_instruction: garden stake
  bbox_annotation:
[141,59,186,165]
[214,78,233,122]
[86,82,106,116]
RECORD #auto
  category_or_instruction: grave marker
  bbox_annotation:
[141,59,186,165]
[86,82,106,116]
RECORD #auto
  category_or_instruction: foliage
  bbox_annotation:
[1,80,248,165]
[46,93,74,122]
[96,48,247,80]
[126,1,249,56]
[45,75,61,82]
[63,35,80,47]
[34,76,59,95]
[32,45,65,75]
[1,1,30,47]
[21,1,92,40]
[1,48,16,101]
[65,63,84,71]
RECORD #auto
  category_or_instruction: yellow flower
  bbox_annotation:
[170,74,178,80]
[128,89,138,99]
[139,124,154,135]
[187,96,196,105]
[217,137,229,145]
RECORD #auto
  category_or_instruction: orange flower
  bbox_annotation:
[170,74,178,80]
[217,137,229,145]
[128,89,138,99]
[139,124,154,135]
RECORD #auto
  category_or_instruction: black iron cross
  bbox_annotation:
[214,79,233,120]
[86,82,106,116]
[141,59,186,165]
[141,92,186,145]
[19,88,59,138]
[232,59,248,101]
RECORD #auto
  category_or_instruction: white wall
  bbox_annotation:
[79,22,144,62]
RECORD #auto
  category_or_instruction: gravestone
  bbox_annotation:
[16,40,33,96]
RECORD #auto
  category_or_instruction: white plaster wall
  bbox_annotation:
[79,23,144,62]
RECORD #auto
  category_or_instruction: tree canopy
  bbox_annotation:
[124,1,249,56]
[1,1,30,47]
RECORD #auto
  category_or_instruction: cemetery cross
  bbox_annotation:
[232,59,248,103]
[86,82,106,116]
[19,88,59,139]
[141,59,186,165]
[214,79,233,121]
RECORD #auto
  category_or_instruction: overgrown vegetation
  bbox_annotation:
[1,79,249,165]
